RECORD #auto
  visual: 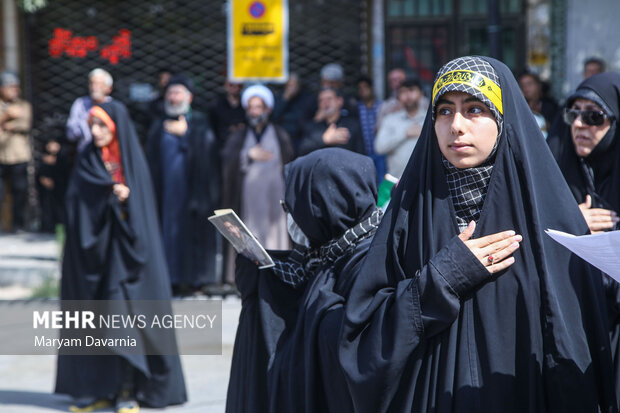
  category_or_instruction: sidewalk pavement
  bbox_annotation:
[0,232,60,299]
[0,232,242,413]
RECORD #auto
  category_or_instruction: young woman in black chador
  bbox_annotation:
[339,56,617,413]
[226,148,382,413]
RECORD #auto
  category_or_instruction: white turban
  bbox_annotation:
[241,84,274,110]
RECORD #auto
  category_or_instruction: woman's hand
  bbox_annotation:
[113,183,130,203]
[578,195,619,233]
[458,221,521,274]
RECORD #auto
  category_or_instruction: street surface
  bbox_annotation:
[0,232,241,413]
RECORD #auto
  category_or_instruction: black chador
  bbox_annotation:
[547,72,620,216]
[548,72,620,409]
[146,108,221,289]
[226,148,381,413]
[339,57,617,413]
[55,101,187,408]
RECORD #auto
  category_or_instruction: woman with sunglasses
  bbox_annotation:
[548,72,620,233]
[548,71,620,411]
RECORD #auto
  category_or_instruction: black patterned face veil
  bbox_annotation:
[271,148,382,288]
[432,56,505,230]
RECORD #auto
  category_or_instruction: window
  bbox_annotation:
[385,0,525,93]
[387,0,451,17]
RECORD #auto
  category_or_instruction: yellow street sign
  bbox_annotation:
[228,0,288,82]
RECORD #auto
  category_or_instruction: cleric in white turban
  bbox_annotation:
[241,84,275,110]
[220,82,294,285]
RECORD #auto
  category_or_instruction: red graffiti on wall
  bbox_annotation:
[48,28,132,65]
[100,29,131,64]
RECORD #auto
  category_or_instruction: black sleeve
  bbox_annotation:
[297,122,326,156]
[416,234,490,336]
[346,119,366,155]
[205,126,222,208]
[340,235,490,413]
[271,96,289,123]
[345,235,489,346]
[603,274,620,329]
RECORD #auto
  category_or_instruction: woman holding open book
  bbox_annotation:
[226,148,382,413]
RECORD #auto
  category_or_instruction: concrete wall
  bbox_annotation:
[564,0,620,96]
[372,0,385,100]
[2,0,19,72]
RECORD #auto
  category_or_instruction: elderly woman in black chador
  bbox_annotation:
[55,100,186,413]
[226,148,382,413]
[339,56,617,413]
[548,72,620,232]
[548,71,620,409]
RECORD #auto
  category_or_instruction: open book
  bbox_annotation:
[545,229,620,282]
[208,209,275,269]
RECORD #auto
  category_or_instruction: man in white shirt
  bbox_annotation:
[375,79,427,179]
[376,68,406,129]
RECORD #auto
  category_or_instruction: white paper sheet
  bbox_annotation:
[545,229,620,282]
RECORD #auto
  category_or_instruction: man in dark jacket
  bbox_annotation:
[297,87,365,156]
[271,73,313,143]
[145,74,221,295]
[209,78,246,145]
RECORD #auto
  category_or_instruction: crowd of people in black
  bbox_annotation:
[227,55,620,413]
[0,52,618,412]
[0,61,429,295]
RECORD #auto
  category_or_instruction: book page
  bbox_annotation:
[545,229,620,282]
[209,209,275,269]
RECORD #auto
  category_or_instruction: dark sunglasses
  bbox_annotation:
[563,108,609,127]
[280,199,290,214]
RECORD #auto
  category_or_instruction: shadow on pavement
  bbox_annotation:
[0,390,91,412]
[0,255,58,262]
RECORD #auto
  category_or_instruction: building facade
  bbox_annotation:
[1,0,618,137]
[5,0,368,139]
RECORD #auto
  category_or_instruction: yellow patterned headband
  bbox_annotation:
[432,69,503,115]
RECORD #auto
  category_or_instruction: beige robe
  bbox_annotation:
[239,124,289,250]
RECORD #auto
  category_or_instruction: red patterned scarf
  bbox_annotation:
[89,106,126,185]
